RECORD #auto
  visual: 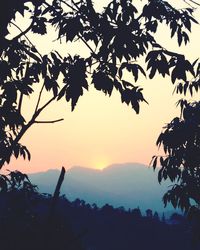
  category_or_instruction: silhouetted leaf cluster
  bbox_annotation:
[174,59,200,96]
[0,170,36,193]
[151,99,200,242]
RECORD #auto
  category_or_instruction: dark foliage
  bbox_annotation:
[0,171,192,250]
[151,100,200,242]
[147,2,200,242]
[0,170,84,250]
[0,0,198,168]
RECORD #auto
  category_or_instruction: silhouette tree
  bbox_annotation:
[150,1,200,240]
[170,213,185,224]
[162,213,166,223]
[132,207,142,219]
[153,211,160,221]
[151,100,200,241]
[146,209,153,218]
[0,170,85,250]
[0,0,198,169]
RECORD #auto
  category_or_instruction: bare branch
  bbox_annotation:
[37,96,57,115]
[11,7,37,43]
[18,93,23,113]
[77,34,96,54]
[71,0,81,11]
[18,62,30,113]
[187,0,200,7]
[34,118,64,124]
[10,21,43,59]
[35,82,45,113]
[183,0,196,8]
[44,0,78,12]
[12,95,58,147]
[60,0,79,11]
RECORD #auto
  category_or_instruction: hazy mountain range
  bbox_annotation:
[29,163,175,214]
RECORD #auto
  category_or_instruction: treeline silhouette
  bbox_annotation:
[0,170,194,250]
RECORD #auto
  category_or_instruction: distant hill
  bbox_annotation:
[29,163,175,214]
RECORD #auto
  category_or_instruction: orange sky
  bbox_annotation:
[7,1,200,173]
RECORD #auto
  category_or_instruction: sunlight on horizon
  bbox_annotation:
[93,160,109,170]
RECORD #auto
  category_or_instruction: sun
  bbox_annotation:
[95,162,106,170]
[92,158,109,170]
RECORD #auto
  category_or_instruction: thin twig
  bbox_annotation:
[18,93,23,113]
[37,96,57,115]
[35,82,45,113]
[44,0,77,12]
[77,34,96,54]
[11,7,37,43]
[187,0,200,6]
[12,95,58,148]
[183,0,196,8]
[10,21,43,59]
[71,0,81,11]
[18,62,30,113]
[44,1,96,54]
[35,118,64,124]
[11,22,33,46]
[60,0,78,11]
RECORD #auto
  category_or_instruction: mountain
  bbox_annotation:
[29,163,175,213]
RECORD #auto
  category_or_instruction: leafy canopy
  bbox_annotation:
[149,0,200,236]
[0,0,198,168]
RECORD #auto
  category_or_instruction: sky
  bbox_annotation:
[7,0,200,173]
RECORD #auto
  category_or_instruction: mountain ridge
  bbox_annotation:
[29,162,174,213]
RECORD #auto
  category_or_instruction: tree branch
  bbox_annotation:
[60,0,79,11]
[71,0,81,11]
[10,21,43,59]
[11,7,37,43]
[18,62,31,113]
[44,0,78,12]
[12,95,57,148]
[44,0,96,54]
[37,96,57,115]
[187,0,200,7]
[34,118,64,124]
[183,0,196,8]
[18,93,23,113]
[77,34,96,54]
[35,82,45,113]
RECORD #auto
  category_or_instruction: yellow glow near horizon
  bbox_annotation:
[95,162,107,170]
[91,157,110,170]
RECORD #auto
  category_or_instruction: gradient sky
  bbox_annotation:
[7,1,200,173]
